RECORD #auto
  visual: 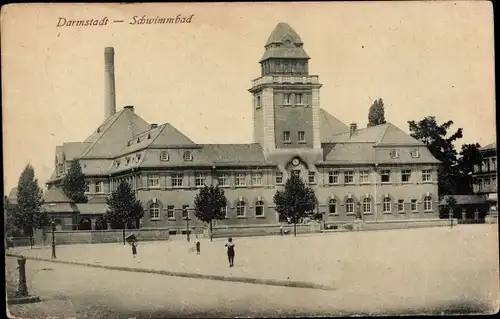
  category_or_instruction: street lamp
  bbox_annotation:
[374,163,378,222]
[51,218,56,259]
[184,207,190,242]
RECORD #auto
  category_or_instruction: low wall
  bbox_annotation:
[46,228,170,245]
[358,218,458,231]
[208,222,321,238]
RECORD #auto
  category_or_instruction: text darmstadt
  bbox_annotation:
[57,17,109,27]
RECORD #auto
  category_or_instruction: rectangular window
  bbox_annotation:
[296,93,303,104]
[411,199,418,212]
[398,200,405,212]
[95,181,103,193]
[218,173,229,187]
[195,173,206,187]
[252,172,263,186]
[235,173,246,186]
[256,95,261,107]
[283,131,291,143]
[222,206,228,219]
[298,131,305,143]
[359,171,370,184]
[275,172,283,184]
[85,181,90,193]
[150,204,160,220]
[148,174,160,188]
[329,171,339,184]
[255,201,264,217]
[283,93,291,105]
[422,169,432,182]
[402,170,411,183]
[424,197,432,211]
[308,171,316,184]
[344,171,354,184]
[172,173,183,187]
[167,206,175,219]
[381,170,391,183]
[182,205,189,219]
[492,157,497,171]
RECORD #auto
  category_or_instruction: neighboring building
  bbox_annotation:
[474,142,498,220]
[33,23,440,231]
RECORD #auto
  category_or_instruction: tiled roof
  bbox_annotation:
[320,109,350,141]
[260,47,310,62]
[480,142,496,151]
[377,124,424,146]
[75,203,108,215]
[43,202,78,213]
[80,159,114,175]
[86,194,109,204]
[80,108,150,158]
[265,23,303,46]
[62,142,89,160]
[43,187,73,203]
[323,143,375,164]
[439,195,488,206]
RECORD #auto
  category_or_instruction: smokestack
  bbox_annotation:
[104,47,116,120]
[350,123,357,137]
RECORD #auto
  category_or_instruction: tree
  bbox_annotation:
[440,196,458,219]
[273,174,317,237]
[14,164,49,247]
[61,161,87,203]
[368,98,387,127]
[94,215,108,230]
[408,116,463,196]
[105,181,143,230]
[193,185,227,241]
[4,196,22,237]
[455,143,483,194]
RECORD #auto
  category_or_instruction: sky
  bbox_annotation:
[1,2,496,193]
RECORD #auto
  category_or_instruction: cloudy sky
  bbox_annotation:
[1,2,495,192]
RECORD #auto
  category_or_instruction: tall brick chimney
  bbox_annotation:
[104,47,116,120]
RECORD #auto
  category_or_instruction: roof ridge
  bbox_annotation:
[148,123,168,146]
[377,123,391,144]
[81,111,125,158]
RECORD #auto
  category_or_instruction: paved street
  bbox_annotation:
[6,225,500,317]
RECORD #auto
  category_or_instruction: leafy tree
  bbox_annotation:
[368,98,387,127]
[94,215,108,230]
[193,185,227,241]
[61,161,88,203]
[455,143,483,194]
[4,196,22,237]
[105,181,143,230]
[15,164,49,247]
[408,116,463,196]
[440,196,458,219]
[273,174,317,237]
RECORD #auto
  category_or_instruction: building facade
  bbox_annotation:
[474,142,497,217]
[41,23,440,231]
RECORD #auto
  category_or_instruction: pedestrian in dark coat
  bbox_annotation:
[195,238,201,255]
[131,241,137,258]
[225,237,235,267]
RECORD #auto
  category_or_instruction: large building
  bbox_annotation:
[40,23,440,231]
[474,142,497,220]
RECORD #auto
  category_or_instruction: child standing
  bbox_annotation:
[131,241,137,258]
[195,238,201,255]
[225,237,235,267]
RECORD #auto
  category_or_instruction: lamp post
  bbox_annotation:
[51,219,56,259]
[449,208,454,228]
[185,216,191,242]
[374,163,378,222]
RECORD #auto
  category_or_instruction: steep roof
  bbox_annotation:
[377,124,424,146]
[320,108,350,141]
[7,187,18,204]
[480,142,496,151]
[265,22,303,46]
[62,142,89,160]
[43,187,74,203]
[80,107,150,158]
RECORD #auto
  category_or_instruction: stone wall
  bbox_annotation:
[46,228,170,245]
[208,222,321,238]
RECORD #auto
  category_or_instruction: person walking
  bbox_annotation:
[225,237,235,267]
[131,241,137,258]
[280,225,283,236]
[195,237,201,255]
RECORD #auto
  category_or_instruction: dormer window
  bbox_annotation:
[160,152,169,161]
[183,151,193,161]
[125,157,130,165]
[127,141,131,147]
[390,149,399,159]
[115,160,120,167]
[411,149,420,158]
[136,153,141,162]
[97,127,101,133]
[137,138,140,143]
[147,134,151,139]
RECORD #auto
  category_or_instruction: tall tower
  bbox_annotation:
[249,23,323,162]
[104,47,116,120]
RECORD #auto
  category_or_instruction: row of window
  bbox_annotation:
[475,157,497,173]
[327,196,433,214]
[260,59,308,76]
[327,169,432,184]
[149,201,266,220]
[85,181,103,193]
[283,131,306,143]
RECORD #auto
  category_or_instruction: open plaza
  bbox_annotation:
[6,224,500,317]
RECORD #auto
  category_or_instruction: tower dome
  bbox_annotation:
[260,22,310,62]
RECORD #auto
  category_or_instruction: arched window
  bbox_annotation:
[346,198,354,213]
[255,200,264,217]
[383,197,392,212]
[236,201,246,217]
[363,198,371,213]
[183,151,193,161]
[424,196,432,211]
[329,199,337,215]
[150,203,160,219]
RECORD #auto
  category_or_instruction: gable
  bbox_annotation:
[319,108,350,142]
[377,124,424,146]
